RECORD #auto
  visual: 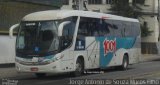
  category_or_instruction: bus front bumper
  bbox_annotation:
[15,61,63,73]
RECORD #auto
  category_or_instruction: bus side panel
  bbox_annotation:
[96,37,117,68]
[107,48,127,66]
[73,37,100,70]
[85,37,100,69]
[96,37,138,68]
[128,36,141,64]
[59,50,75,72]
[73,36,92,70]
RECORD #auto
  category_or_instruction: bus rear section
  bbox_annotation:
[76,16,141,70]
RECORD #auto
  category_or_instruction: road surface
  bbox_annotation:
[1,59,160,85]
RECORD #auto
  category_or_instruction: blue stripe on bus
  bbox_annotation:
[96,37,136,68]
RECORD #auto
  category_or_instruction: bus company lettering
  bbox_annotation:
[103,38,116,56]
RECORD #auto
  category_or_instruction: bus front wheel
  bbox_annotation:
[73,58,84,77]
[120,55,129,70]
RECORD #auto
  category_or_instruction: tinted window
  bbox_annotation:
[132,22,140,36]
[123,22,131,37]
[110,20,123,37]
[78,17,140,37]
[60,17,77,50]
[123,22,140,37]
[78,18,89,36]
[78,17,110,37]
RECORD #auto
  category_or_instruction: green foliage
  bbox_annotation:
[110,0,141,18]
[110,0,152,37]
[141,25,153,37]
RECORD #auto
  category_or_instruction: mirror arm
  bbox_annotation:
[58,21,71,36]
[9,24,19,38]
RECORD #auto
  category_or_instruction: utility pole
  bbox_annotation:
[158,0,160,22]
[158,0,160,21]
[158,0,160,41]
[79,0,83,10]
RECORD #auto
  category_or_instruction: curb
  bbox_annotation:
[0,63,15,68]
[141,54,160,62]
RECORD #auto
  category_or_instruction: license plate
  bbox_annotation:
[30,67,38,71]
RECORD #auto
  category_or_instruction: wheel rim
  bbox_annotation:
[76,62,82,72]
[123,59,128,69]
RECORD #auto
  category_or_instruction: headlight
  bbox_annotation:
[15,54,64,65]
[42,59,52,64]
[52,54,64,62]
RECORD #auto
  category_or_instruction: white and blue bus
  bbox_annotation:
[11,10,141,77]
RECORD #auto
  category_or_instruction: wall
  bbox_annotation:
[139,0,159,54]
[140,15,159,43]
[0,1,58,31]
[0,35,16,64]
[61,0,111,13]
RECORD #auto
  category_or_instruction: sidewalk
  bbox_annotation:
[140,54,160,62]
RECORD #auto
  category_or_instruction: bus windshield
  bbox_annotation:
[16,21,60,57]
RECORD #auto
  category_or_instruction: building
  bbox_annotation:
[0,0,62,64]
[61,0,159,54]
[0,0,62,32]
[138,0,159,54]
[61,0,111,12]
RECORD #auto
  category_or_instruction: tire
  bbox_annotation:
[120,55,129,70]
[35,73,46,78]
[73,59,84,77]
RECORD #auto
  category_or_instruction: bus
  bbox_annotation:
[10,10,141,77]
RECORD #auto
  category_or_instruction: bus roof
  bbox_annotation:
[22,10,139,22]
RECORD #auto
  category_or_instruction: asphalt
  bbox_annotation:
[0,54,160,81]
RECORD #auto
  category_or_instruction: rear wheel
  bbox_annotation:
[73,59,84,77]
[35,73,46,78]
[120,55,129,70]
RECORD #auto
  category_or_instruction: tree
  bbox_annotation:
[141,24,153,37]
[110,0,152,37]
[110,0,136,18]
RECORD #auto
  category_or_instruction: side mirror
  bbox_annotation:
[9,24,19,38]
[58,21,71,36]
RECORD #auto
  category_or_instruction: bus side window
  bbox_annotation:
[78,17,95,37]
[107,20,122,37]
[101,19,112,36]
[61,21,76,50]
[112,20,123,37]
[132,22,140,37]
[123,22,130,37]
[78,17,92,37]
[124,22,138,37]
[78,22,88,36]
[92,19,99,36]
